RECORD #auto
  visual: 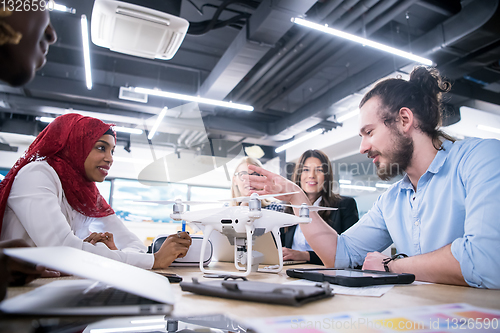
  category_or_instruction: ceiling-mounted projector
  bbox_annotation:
[91,0,189,60]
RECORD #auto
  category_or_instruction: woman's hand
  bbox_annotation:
[282,247,310,262]
[84,232,118,250]
[247,165,306,203]
[152,232,192,269]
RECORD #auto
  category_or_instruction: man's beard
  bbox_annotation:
[372,130,414,181]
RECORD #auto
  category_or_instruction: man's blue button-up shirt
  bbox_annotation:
[335,138,500,289]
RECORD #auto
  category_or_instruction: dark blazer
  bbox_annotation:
[280,196,359,265]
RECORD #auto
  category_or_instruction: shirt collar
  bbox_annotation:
[397,139,453,191]
[427,139,452,174]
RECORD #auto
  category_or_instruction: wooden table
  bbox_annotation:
[2,262,500,332]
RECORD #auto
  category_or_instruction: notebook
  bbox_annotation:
[210,231,306,266]
[0,246,174,315]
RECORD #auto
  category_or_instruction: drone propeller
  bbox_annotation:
[221,191,301,203]
[282,203,338,211]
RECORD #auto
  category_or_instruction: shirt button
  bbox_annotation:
[414,220,420,226]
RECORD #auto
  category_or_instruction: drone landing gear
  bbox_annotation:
[234,238,264,273]
[199,226,283,276]
[200,225,283,276]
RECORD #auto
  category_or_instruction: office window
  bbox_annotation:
[112,178,188,223]
[0,168,9,181]
[95,180,111,204]
[189,185,230,211]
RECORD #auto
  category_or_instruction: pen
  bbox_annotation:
[181,220,186,232]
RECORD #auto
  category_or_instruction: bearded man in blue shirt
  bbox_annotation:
[248,66,500,289]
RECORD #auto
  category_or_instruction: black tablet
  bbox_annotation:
[286,268,415,287]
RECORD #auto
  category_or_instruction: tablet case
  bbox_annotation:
[286,268,415,287]
[151,235,213,266]
[180,277,333,306]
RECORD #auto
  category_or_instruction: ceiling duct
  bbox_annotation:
[91,0,189,60]
[119,0,182,16]
[119,87,148,103]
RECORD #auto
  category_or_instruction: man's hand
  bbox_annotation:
[152,232,192,269]
[84,232,118,250]
[247,165,303,203]
[362,251,389,271]
[282,247,310,262]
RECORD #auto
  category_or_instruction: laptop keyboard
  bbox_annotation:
[74,287,162,307]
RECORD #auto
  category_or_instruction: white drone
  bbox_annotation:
[148,193,337,276]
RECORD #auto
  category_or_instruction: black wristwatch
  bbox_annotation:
[382,253,408,272]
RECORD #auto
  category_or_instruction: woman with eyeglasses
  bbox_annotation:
[231,157,283,211]
[281,150,359,264]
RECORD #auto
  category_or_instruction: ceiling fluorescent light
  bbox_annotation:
[340,184,377,192]
[40,117,142,135]
[292,17,433,66]
[114,126,143,135]
[148,107,168,140]
[81,15,93,90]
[39,117,55,123]
[50,2,76,14]
[337,109,360,123]
[477,124,500,135]
[275,129,323,153]
[133,87,254,112]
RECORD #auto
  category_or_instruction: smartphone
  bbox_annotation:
[155,272,183,283]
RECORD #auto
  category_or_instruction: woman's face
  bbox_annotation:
[233,163,260,197]
[84,134,115,182]
[300,157,326,198]
[0,9,57,86]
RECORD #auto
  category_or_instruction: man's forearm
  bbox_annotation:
[299,212,339,267]
[289,191,339,267]
[390,244,468,286]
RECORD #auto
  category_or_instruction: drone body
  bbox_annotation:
[171,204,311,276]
[171,205,310,238]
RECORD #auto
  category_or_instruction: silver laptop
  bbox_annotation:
[0,246,174,315]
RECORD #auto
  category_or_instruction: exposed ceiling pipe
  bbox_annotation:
[259,0,418,111]
[248,0,382,107]
[267,0,499,137]
[193,133,209,146]
[183,130,200,148]
[252,0,396,109]
[229,0,347,102]
[197,0,317,102]
[416,0,462,16]
[177,130,191,146]
[235,0,363,104]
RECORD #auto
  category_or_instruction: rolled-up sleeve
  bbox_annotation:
[335,196,393,268]
[451,139,500,289]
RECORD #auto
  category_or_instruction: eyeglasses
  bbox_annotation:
[234,171,261,180]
